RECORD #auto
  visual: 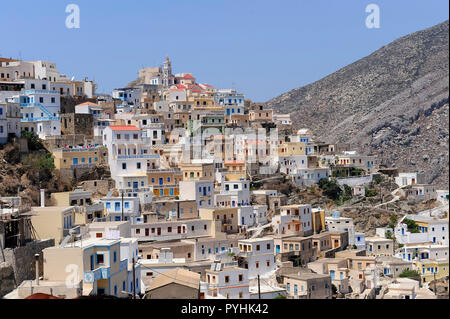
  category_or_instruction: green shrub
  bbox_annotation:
[365,187,377,197]
[21,130,45,151]
[399,269,420,278]
[403,218,420,233]
[318,178,342,200]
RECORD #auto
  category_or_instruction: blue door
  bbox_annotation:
[73,158,79,165]
[330,270,335,280]
[133,182,138,189]
[203,187,207,196]
[159,178,163,185]
[276,245,280,253]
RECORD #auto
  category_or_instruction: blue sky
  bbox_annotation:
[1,0,448,101]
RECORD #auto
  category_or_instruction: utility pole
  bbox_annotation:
[132,257,136,299]
[257,275,261,299]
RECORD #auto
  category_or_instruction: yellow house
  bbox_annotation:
[50,188,105,225]
[416,259,449,283]
[180,162,214,181]
[278,142,307,156]
[53,147,106,170]
[31,206,80,244]
[311,209,326,234]
[43,237,130,297]
[147,168,182,197]
[199,207,239,234]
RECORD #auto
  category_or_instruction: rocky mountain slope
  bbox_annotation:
[267,20,449,188]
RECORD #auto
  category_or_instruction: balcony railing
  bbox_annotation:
[116,154,160,160]
[21,117,59,122]
[24,89,58,95]
[83,268,103,283]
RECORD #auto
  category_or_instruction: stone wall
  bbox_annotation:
[336,175,373,187]
[60,113,94,137]
[1,239,55,296]
[43,135,91,151]
[0,262,15,297]
[80,179,115,196]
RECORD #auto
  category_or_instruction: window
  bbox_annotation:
[239,274,243,282]
[267,243,271,250]
[256,262,259,269]
[96,254,104,265]
[225,276,230,283]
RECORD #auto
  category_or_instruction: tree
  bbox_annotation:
[273,294,286,299]
[365,187,377,197]
[388,214,398,229]
[385,230,392,239]
[331,284,338,295]
[342,184,352,202]
[403,218,420,233]
[373,175,383,184]
[21,130,45,151]
[318,178,342,201]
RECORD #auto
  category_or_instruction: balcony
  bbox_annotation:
[24,89,58,95]
[83,261,126,283]
[116,154,160,160]
[21,117,59,122]
[222,219,233,225]
[83,268,103,283]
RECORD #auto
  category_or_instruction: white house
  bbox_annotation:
[325,212,356,246]
[238,237,277,279]
[101,196,141,224]
[395,215,448,246]
[395,172,425,187]
[18,85,61,139]
[205,260,249,299]
[0,101,21,144]
[103,125,160,201]
[179,180,214,215]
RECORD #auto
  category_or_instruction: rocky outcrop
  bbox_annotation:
[267,20,449,188]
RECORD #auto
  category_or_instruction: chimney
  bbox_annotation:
[40,189,45,208]
[35,253,40,286]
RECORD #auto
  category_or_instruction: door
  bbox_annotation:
[90,255,94,270]
[177,226,181,234]
[133,182,138,189]
[276,245,280,253]
[157,228,161,236]
[159,178,163,185]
